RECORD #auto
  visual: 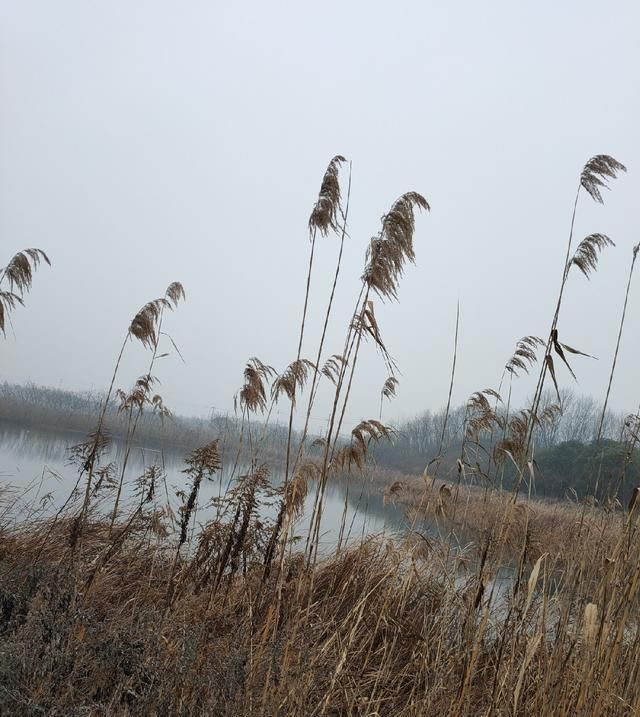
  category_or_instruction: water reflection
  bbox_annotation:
[0,422,407,551]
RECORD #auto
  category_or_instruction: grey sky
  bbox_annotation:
[1,1,639,431]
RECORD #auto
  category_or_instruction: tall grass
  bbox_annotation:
[1,154,639,717]
[0,248,50,336]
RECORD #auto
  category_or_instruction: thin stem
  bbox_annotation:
[597,244,639,441]
[526,183,581,457]
[283,226,318,484]
[109,305,168,534]
[79,332,129,524]
[432,300,460,481]
[307,287,370,565]
[303,283,365,561]
[292,164,353,475]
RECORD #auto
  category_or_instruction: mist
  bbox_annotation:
[2,0,639,427]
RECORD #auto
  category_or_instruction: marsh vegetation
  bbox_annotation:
[1,155,639,716]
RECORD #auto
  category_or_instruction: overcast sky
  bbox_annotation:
[1,1,639,431]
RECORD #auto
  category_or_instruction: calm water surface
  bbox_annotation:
[0,423,407,552]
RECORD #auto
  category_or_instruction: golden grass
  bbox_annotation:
[1,502,639,716]
[383,472,625,563]
[1,152,638,716]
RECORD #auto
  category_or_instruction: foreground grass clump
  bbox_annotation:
[1,501,640,716]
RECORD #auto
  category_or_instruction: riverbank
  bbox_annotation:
[2,409,640,714]
[1,501,638,716]
[380,469,628,566]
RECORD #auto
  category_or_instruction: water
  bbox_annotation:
[0,422,407,552]
[0,422,520,615]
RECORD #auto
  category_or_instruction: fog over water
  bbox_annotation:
[1,2,639,428]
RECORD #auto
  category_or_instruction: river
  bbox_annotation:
[0,422,407,553]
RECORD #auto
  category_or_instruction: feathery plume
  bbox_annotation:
[179,441,221,546]
[271,358,316,406]
[363,192,429,300]
[381,376,399,401]
[580,155,626,204]
[0,248,50,335]
[568,234,615,279]
[506,336,545,377]
[321,354,347,386]
[465,389,504,441]
[236,357,276,413]
[1,248,50,295]
[0,291,23,336]
[128,281,184,350]
[129,298,170,349]
[165,281,186,307]
[308,155,347,236]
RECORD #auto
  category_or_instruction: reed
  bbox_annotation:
[2,154,640,717]
[526,155,626,452]
[0,248,50,336]
[597,242,640,440]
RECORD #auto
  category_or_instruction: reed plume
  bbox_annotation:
[0,248,50,294]
[381,376,399,402]
[236,358,276,414]
[505,337,545,378]
[283,156,347,484]
[465,389,504,442]
[331,419,395,472]
[526,154,625,456]
[308,155,346,235]
[286,163,354,504]
[77,283,185,545]
[320,354,347,385]
[271,359,316,407]
[107,283,184,534]
[0,248,50,335]
[580,154,627,204]
[179,441,222,546]
[567,233,615,279]
[363,192,429,300]
[379,376,399,419]
[307,189,428,563]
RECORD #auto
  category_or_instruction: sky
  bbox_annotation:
[1,1,639,432]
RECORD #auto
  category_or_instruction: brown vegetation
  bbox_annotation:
[1,153,640,716]
[2,492,640,716]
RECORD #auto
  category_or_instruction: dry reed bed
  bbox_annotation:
[2,153,639,715]
[383,474,625,563]
[1,511,640,716]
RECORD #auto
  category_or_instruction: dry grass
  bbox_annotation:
[383,472,625,563]
[1,502,640,716]
[0,248,50,335]
[1,153,639,716]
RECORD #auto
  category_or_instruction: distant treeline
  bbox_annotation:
[1,382,638,502]
[373,390,628,470]
[371,389,638,502]
[0,382,294,458]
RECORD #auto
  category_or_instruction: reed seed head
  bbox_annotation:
[580,155,626,204]
[308,155,347,236]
